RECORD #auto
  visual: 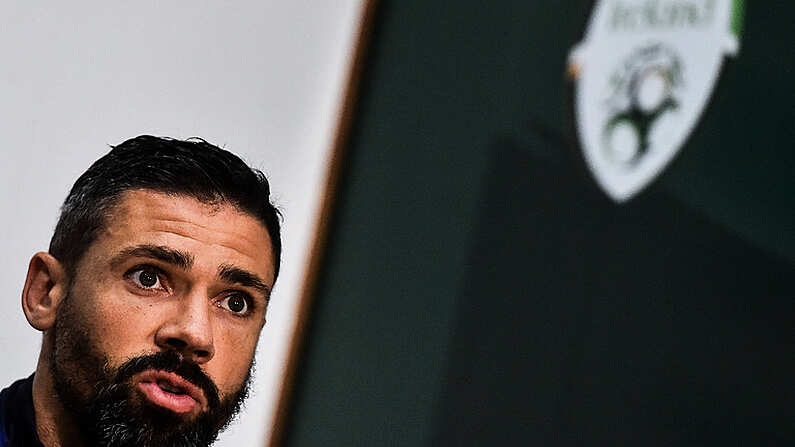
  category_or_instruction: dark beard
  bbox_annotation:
[49,296,253,447]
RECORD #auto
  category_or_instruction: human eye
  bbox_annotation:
[125,266,167,291]
[218,292,252,316]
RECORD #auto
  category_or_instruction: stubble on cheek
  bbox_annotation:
[49,292,114,417]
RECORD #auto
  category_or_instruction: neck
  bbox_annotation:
[32,348,85,447]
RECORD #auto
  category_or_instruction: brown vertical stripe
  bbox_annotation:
[267,1,379,445]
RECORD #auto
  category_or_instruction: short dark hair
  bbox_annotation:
[48,135,282,283]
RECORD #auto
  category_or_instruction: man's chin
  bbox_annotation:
[57,375,247,447]
[87,384,220,447]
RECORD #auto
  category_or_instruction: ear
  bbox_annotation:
[21,252,68,331]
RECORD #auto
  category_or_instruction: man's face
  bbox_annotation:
[50,190,275,446]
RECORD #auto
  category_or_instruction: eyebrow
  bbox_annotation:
[110,244,194,269]
[218,264,272,299]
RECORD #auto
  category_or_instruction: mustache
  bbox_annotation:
[113,351,222,410]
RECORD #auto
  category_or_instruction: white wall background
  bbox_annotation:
[0,1,363,445]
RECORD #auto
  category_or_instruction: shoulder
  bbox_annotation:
[0,375,36,447]
[0,375,34,408]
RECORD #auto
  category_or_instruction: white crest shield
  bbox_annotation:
[569,0,743,202]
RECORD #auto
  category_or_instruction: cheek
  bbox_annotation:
[83,293,161,363]
[208,328,259,392]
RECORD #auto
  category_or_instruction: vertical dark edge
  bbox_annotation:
[267,1,378,445]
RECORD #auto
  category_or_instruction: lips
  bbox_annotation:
[135,370,206,414]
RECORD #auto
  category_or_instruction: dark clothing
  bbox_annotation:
[0,375,44,447]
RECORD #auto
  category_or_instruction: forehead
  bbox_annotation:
[88,190,275,283]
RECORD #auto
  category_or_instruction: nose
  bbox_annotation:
[154,291,215,364]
